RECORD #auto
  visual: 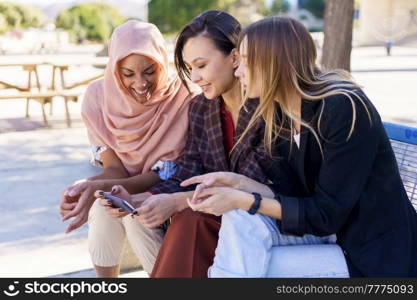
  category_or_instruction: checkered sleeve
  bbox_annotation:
[148,96,205,194]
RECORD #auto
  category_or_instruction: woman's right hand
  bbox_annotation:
[61,179,104,234]
[181,171,275,203]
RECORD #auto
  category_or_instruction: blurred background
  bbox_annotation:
[0,0,416,278]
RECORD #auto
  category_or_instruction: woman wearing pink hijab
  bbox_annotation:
[59,20,194,277]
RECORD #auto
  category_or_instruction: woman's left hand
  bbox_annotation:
[181,172,243,189]
[181,172,244,204]
[182,172,274,201]
[133,194,178,228]
[187,187,252,216]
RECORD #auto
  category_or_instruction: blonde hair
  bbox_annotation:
[236,17,371,157]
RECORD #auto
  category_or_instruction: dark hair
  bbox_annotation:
[174,10,241,91]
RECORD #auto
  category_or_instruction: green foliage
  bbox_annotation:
[149,0,218,33]
[149,0,268,33]
[0,2,43,33]
[0,14,7,34]
[299,0,325,19]
[266,0,290,16]
[55,2,126,42]
[220,0,266,24]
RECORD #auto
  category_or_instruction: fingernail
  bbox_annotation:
[119,208,124,212]
[107,200,112,205]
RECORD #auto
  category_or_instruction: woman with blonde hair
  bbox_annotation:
[183,16,417,277]
[60,20,194,277]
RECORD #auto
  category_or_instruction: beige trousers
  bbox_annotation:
[88,199,164,274]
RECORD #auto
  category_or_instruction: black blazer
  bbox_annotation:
[262,90,417,277]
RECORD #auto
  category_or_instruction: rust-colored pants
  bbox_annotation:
[150,208,221,278]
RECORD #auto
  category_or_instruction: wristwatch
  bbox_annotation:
[248,192,262,215]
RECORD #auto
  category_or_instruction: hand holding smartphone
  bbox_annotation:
[98,191,138,216]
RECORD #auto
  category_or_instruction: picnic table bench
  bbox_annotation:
[0,90,81,127]
[0,58,107,127]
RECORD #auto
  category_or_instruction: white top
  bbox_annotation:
[294,133,301,148]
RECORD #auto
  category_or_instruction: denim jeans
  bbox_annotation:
[208,209,349,278]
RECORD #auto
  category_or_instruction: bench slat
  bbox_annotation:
[0,92,81,99]
[0,91,81,127]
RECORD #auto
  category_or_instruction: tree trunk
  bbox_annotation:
[321,0,354,71]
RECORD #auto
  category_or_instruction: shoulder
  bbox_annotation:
[318,88,381,141]
[189,93,210,109]
[81,79,104,116]
[188,93,212,118]
[321,88,372,113]
[85,78,104,99]
[320,88,378,125]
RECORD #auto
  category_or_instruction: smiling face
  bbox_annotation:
[118,54,163,103]
[234,37,261,98]
[182,35,238,100]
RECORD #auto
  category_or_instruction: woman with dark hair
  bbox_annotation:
[97,10,268,277]
[183,16,417,277]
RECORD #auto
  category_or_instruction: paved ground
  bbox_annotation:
[0,43,416,278]
[0,125,147,278]
[350,46,417,127]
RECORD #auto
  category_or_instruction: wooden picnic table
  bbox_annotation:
[0,90,82,127]
[47,57,108,90]
[0,57,108,127]
[0,62,42,92]
[0,57,108,91]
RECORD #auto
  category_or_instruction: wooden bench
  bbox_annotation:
[0,90,81,127]
[384,122,417,210]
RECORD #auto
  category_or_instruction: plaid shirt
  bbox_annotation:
[149,94,269,194]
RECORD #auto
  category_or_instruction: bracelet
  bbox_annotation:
[248,192,262,215]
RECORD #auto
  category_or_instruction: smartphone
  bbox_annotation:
[100,191,138,215]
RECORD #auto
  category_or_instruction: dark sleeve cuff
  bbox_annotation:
[148,182,193,195]
[148,184,164,194]
[274,193,304,236]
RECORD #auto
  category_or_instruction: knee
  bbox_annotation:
[88,199,123,235]
[123,214,163,237]
[221,209,252,226]
[88,199,107,222]
[221,209,276,236]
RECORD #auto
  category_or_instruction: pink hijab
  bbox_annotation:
[81,20,193,176]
